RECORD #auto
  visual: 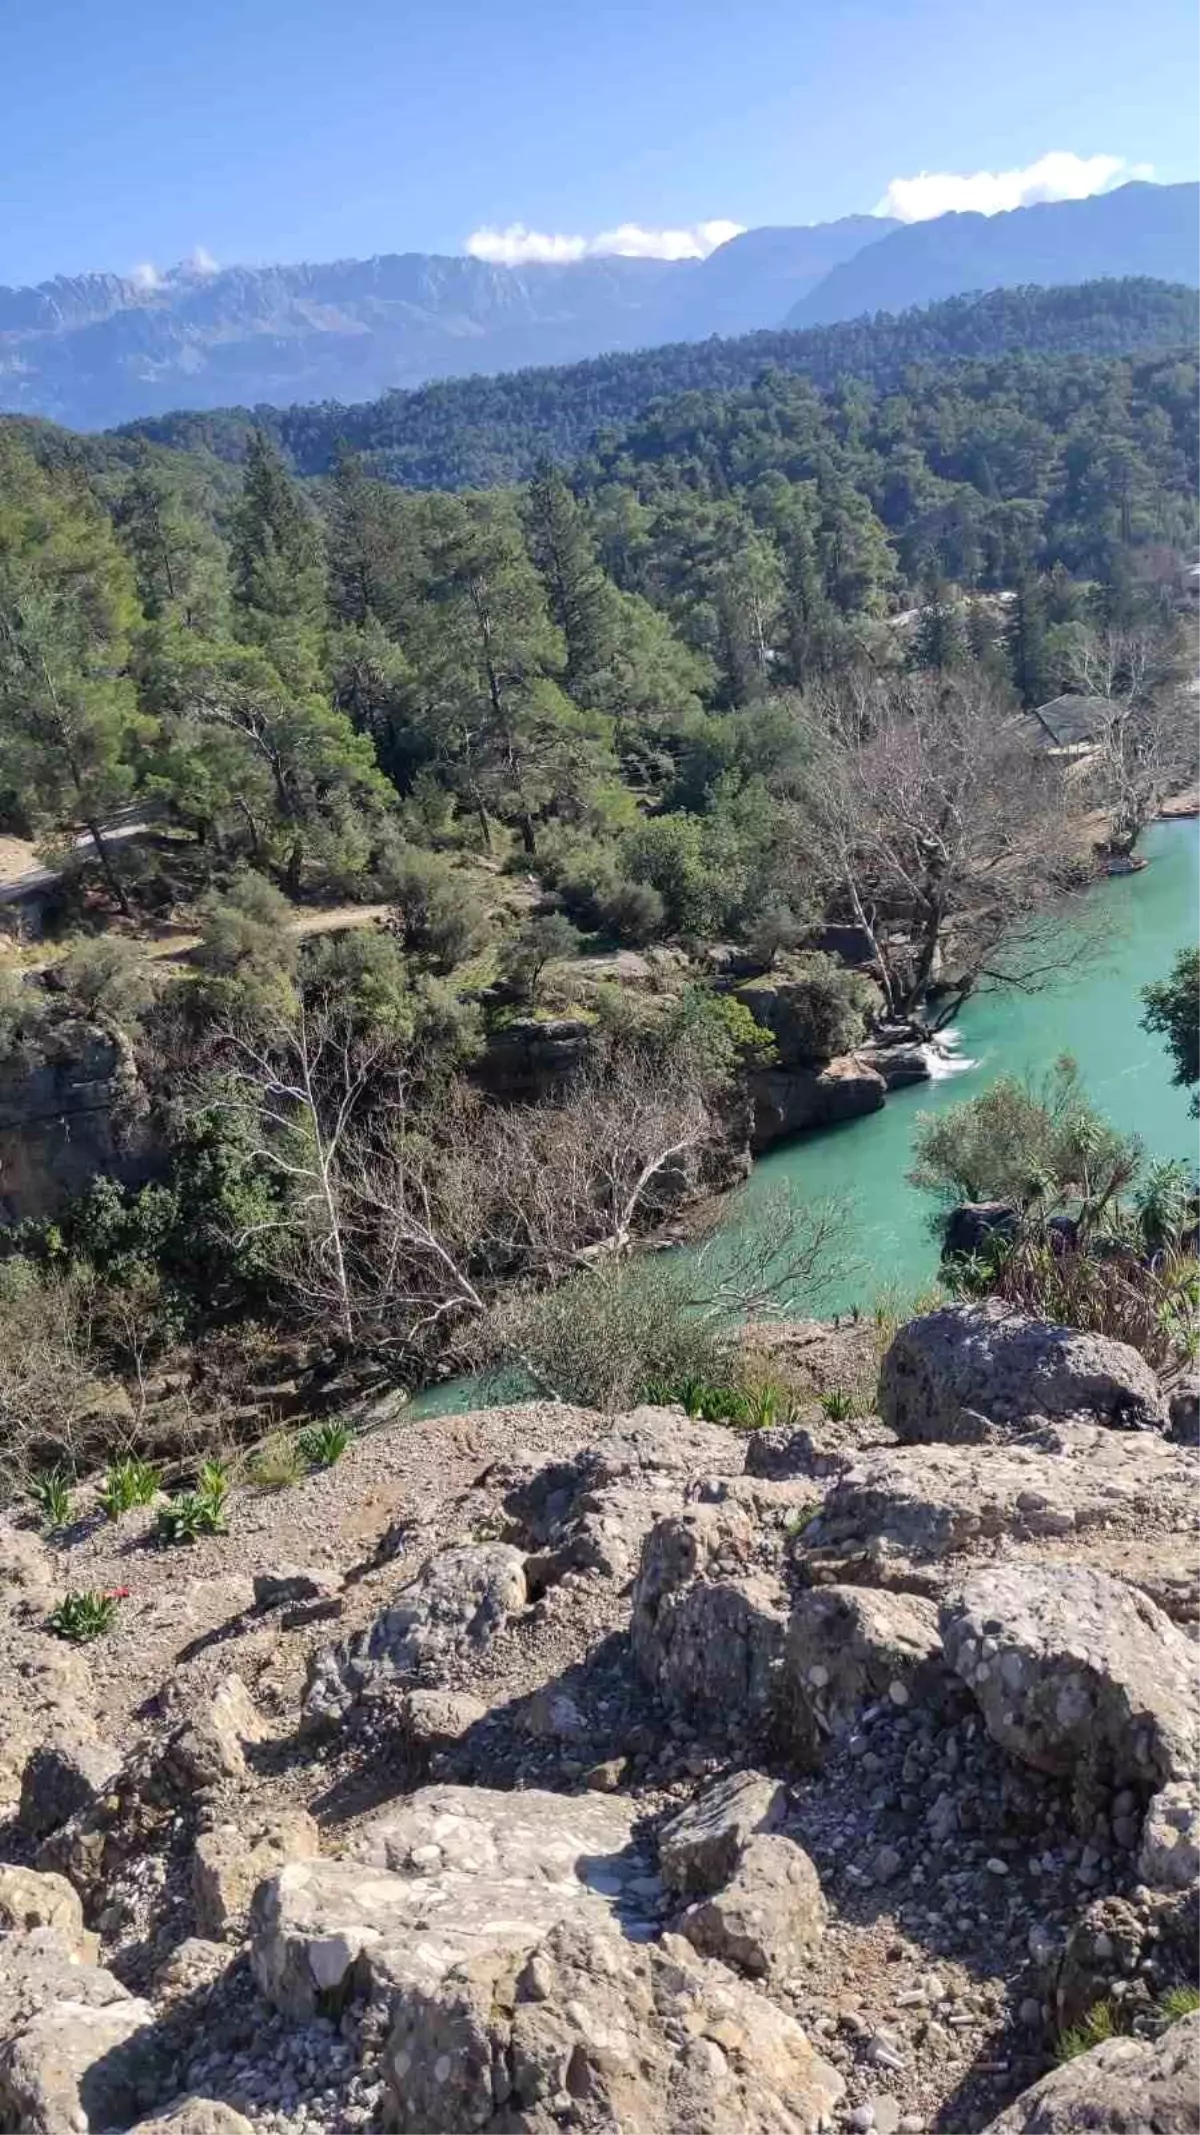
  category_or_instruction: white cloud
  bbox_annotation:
[184,244,219,276]
[465,218,744,266]
[130,261,162,290]
[875,152,1155,223]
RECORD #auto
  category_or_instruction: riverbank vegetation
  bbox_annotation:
[0,291,1196,1484]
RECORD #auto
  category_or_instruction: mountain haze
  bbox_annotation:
[0,223,893,433]
[113,279,1200,492]
[787,180,1200,325]
[0,182,1195,434]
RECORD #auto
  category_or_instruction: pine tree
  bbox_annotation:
[231,433,325,642]
[524,464,616,690]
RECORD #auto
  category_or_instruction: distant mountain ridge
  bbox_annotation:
[0,181,1195,433]
[112,279,1200,494]
[0,218,889,432]
[786,180,1200,326]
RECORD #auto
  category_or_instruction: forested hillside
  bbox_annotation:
[0,288,1195,1436]
[116,279,1200,490]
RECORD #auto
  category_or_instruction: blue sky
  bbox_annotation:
[3,0,1197,285]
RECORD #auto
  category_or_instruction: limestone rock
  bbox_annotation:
[658,1771,787,1896]
[748,1057,885,1152]
[131,2104,255,2135]
[1054,1887,1198,2029]
[507,1409,741,1587]
[799,1426,1198,1617]
[304,1542,527,1728]
[382,1915,844,2133]
[631,1504,788,1745]
[1138,1781,1200,1892]
[250,1783,651,2020]
[1167,1375,1200,1445]
[879,1303,1167,1442]
[0,1639,94,1803]
[676,1832,826,1980]
[940,1564,1199,1807]
[0,1523,58,1609]
[784,1585,950,1762]
[0,1934,155,2135]
[193,1809,320,1940]
[19,1734,122,1838]
[164,1675,268,1791]
[0,1866,87,1955]
[252,1564,342,1609]
[980,2011,1199,2133]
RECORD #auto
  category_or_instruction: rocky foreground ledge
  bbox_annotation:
[0,1303,1197,2133]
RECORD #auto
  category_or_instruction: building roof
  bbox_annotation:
[1029,694,1120,750]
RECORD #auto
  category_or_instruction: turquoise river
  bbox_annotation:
[732,814,1199,1312]
[408,816,1197,1415]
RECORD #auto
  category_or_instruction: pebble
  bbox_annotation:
[847,2108,875,2132]
[871,2101,902,2135]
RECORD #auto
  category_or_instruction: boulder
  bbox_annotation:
[941,1202,1020,1259]
[879,1303,1167,1442]
[507,1410,741,1586]
[0,1866,87,1955]
[1053,1886,1198,2028]
[631,1505,788,1746]
[1167,1376,1200,1445]
[858,1041,934,1090]
[798,1426,1198,1619]
[0,1639,94,1804]
[0,1932,156,2135]
[382,1916,844,2134]
[252,1565,342,1609]
[1138,1782,1200,1893]
[163,1675,268,1791]
[250,1784,653,2021]
[19,1734,122,1838]
[676,1833,826,1981]
[131,2105,254,2135]
[658,1772,787,1896]
[193,1809,320,1940]
[748,1057,886,1152]
[980,2011,1199,2134]
[784,1585,950,1762]
[304,1543,527,1728]
[940,1565,1199,1812]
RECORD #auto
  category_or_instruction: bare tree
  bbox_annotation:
[1058,617,1198,854]
[202,1012,731,1362]
[802,673,1087,1029]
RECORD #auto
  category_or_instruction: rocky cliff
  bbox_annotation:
[1,1301,1196,2132]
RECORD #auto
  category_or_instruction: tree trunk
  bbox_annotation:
[83,819,132,918]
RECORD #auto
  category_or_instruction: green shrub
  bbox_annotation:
[156,1461,229,1544]
[55,936,159,1026]
[819,1387,856,1422]
[49,1589,123,1641]
[498,914,583,1003]
[735,953,874,1066]
[1055,1999,1118,2064]
[298,1418,354,1468]
[29,1467,73,1530]
[910,1057,1142,1221]
[99,1456,160,1518]
[1159,1985,1200,2023]
[247,1432,307,1488]
[381,848,491,972]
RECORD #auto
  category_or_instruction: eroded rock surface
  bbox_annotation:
[940,1564,1199,1807]
[382,1916,844,2133]
[981,2011,1200,2133]
[250,1784,654,2019]
[304,1543,528,1728]
[880,1303,1168,1442]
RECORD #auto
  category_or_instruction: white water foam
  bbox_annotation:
[923,1026,979,1080]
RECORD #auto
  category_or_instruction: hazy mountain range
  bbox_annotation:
[1,180,1196,432]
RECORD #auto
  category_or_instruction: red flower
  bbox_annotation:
[105,1587,131,1601]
